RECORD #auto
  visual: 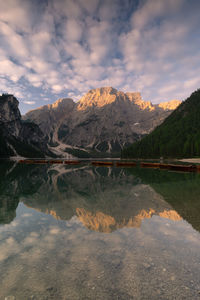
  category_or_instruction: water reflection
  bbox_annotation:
[0,162,187,232]
[1,162,200,299]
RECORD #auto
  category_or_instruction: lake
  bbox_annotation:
[0,161,200,299]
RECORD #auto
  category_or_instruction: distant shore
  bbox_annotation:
[179,158,200,164]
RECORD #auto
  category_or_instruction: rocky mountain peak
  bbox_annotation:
[25,98,75,121]
[125,92,142,101]
[77,87,170,112]
[0,94,21,124]
[23,87,182,157]
[158,99,181,110]
[126,92,155,111]
[50,97,74,110]
[77,86,119,110]
[89,86,118,95]
[0,94,52,158]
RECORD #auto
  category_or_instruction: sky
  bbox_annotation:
[0,0,200,114]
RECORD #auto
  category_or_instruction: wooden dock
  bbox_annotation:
[116,162,137,167]
[64,160,80,165]
[91,161,114,166]
[140,162,160,168]
[140,162,198,172]
[18,159,200,172]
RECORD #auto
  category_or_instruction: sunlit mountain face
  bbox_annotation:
[23,87,181,157]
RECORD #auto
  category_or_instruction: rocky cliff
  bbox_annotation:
[0,94,52,158]
[24,87,181,156]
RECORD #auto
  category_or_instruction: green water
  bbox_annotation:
[0,162,200,299]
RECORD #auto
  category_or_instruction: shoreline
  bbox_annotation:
[179,158,200,164]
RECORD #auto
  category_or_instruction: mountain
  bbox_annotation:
[0,94,52,158]
[122,89,200,158]
[24,87,181,157]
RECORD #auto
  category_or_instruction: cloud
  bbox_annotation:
[0,21,29,59]
[23,101,36,105]
[52,0,82,19]
[51,85,64,93]
[0,59,26,82]
[65,18,83,42]
[25,73,43,88]
[0,0,200,113]
[88,20,112,64]
[0,0,33,31]
[0,77,25,99]
[159,84,179,95]
[79,0,99,14]
[184,78,200,89]
[119,0,200,101]
[132,0,183,29]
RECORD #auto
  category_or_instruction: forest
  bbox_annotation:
[122,89,200,158]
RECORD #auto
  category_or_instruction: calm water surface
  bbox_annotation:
[0,162,200,299]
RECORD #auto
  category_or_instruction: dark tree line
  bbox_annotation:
[122,89,200,158]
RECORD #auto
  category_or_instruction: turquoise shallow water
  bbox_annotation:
[0,162,200,299]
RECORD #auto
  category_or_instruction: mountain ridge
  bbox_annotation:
[24,87,181,157]
[26,87,180,112]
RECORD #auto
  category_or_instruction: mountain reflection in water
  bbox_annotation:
[1,162,200,300]
[1,161,200,232]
